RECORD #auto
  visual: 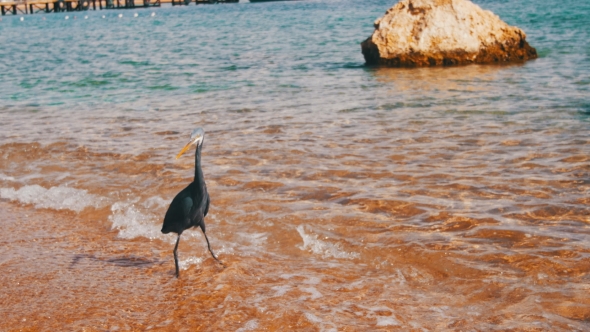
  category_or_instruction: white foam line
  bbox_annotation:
[0,185,105,212]
[0,173,16,182]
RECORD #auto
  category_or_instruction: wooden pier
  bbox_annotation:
[0,0,238,15]
[171,0,237,6]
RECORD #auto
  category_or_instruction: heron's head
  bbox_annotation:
[175,127,205,159]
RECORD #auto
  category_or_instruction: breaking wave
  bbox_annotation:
[0,185,105,213]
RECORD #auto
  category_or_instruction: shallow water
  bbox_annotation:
[1,0,589,330]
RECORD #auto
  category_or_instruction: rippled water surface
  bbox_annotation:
[1,0,589,330]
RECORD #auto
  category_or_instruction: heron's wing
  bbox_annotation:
[189,199,205,227]
[162,186,193,234]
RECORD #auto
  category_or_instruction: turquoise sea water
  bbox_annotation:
[1,0,590,330]
[0,0,588,116]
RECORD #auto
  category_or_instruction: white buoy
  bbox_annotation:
[134,13,138,18]
[20,17,24,21]
[102,15,106,19]
[151,12,155,17]
[65,16,69,20]
[118,13,123,18]
[84,16,88,19]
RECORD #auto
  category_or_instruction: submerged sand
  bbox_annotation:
[1,65,589,330]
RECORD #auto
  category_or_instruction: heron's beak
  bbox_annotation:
[175,142,192,159]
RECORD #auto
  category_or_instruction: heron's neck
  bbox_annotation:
[194,143,205,184]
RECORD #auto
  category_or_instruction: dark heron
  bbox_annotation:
[161,128,223,278]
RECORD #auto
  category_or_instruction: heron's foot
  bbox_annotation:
[211,256,226,268]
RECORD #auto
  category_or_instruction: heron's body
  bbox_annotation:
[162,182,209,235]
[161,128,222,278]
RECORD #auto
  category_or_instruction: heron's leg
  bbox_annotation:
[202,230,225,267]
[173,234,181,278]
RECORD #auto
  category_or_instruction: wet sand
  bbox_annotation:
[2,198,589,330]
[1,197,589,330]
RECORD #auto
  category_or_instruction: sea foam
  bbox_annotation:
[108,200,164,240]
[0,173,16,182]
[296,225,360,259]
[376,316,400,326]
[179,256,204,270]
[0,185,104,212]
[236,319,259,332]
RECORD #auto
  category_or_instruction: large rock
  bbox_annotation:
[361,0,537,67]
